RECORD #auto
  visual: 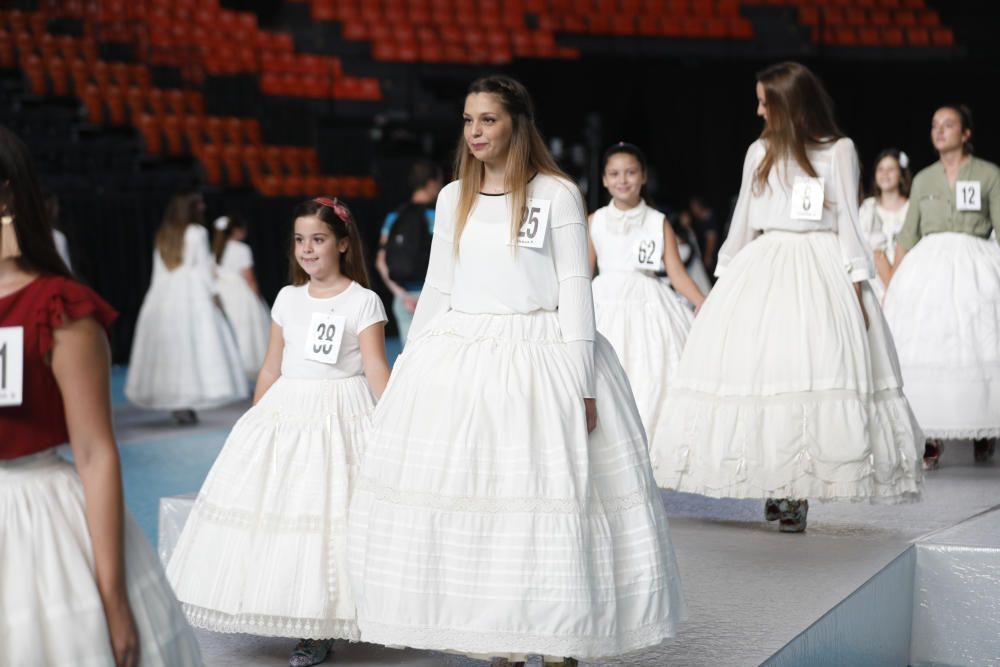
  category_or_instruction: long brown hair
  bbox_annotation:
[453,75,566,250]
[288,197,370,288]
[156,191,204,269]
[754,62,843,193]
[211,214,246,264]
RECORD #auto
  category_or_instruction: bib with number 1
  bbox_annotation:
[956,180,982,211]
[0,326,24,407]
[304,312,346,365]
[633,237,664,271]
[516,198,551,249]
[790,176,824,221]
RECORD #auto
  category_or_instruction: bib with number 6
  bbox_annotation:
[516,198,551,249]
[633,237,664,272]
[0,326,24,407]
[956,180,982,211]
[304,312,346,365]
[790,176,824,221]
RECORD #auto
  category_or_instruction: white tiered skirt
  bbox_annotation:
[593,270,693,457]
[883,232,1000,439]
[126,266,248,410]
[652,230,923,502]
[0,450,202,666]
[166,375,374,640]
[348,310,685,660]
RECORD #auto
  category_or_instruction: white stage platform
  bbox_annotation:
[160,443,1000,667]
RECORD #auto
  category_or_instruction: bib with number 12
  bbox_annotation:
[304,312,346,365]
[790,176,824,221]
[956,180,981,211]
[0,326,24,407]
[633,237,663,271]
[516,198,551,249]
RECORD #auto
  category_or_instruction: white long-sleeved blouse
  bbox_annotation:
[407,174,596,397]
[717,137,874,282]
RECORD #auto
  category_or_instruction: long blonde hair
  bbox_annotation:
[754,62,843,194]
[452,76,566,250]
[156,191,203,269]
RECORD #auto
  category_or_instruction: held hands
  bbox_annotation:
[584,398,597,433]
[103,593,139,667]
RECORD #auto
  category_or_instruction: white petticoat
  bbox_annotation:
[216,271,271,379]
[0,450,202,666]
[166,375,373,639]
[593,271,693,457]
[348,310,685,660]
[653,230,923,502]
[126,266,248,410]
[883,232,1000,439]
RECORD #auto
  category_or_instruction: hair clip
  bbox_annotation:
[314,196,352,225]
[213,216,230,231]
[898,151,910,170]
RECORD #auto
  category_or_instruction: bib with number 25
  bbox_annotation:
[633,237,663,272]
[0,326,24,407]
[516,198,551,249]
[304,312,346,365]
[790,176,824,221]
[956,180,981,211]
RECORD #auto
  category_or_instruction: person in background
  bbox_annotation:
[44,191,72,272]
[375,160,443,344]
[689,195,721,276]
[858,149,911,302]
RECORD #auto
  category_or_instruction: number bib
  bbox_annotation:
[303,312,346,365]
[633,237,664,271]
[0,326,24,407]
[790,176,824,221]
[956,180,982,211]
[516,198,551,249]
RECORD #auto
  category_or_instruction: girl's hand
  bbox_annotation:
[103,593,139,667]
[584,398,597,433]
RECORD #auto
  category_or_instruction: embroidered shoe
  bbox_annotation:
[777,499,808,533]
[288,639,333,667]
[764,498,781,521]
[923,440,944,470]
[974,439,995,464]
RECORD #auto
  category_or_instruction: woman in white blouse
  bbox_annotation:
[348,75,684,666]
[858,149,911,301]
[650,62,923,532]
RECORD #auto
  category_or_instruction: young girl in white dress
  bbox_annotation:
[651,62,923,532]
[125,192,247,423]
[212,214,271,379]
[884,104,1000,468]
[588,141,705,460]
[348,76,684,666]
[167,197,390,667]
[858,149,911,301]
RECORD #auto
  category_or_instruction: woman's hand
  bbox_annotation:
[102,592,139,667]
[584,398,597,433]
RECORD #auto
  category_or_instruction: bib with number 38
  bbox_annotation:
[956,180,981,211]
[632,237,664,272]
[0,326,24,407]
[790,176,824,221]
[516,198,551,249]
[304,312,346,365]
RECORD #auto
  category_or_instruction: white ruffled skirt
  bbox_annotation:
[166,375,374,639]
[652,230,923,502]
[593,270,693,457]
[883,232,1000,439]
[216,270,271,379]
[126,266,248,410]
[348,310,685,660]
[0,450,202,666]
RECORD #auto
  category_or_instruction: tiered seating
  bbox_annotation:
[37,0,382,101]
[745,0,953,47]
[2,8,377,198]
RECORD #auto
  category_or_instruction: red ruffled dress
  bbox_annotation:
[0,275,203,666]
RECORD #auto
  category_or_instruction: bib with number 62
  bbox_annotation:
[633,237,664,272]
[304,312,346,365]
[0,326,24,407]
[790,176,825,221]
[956,180,982,211]
[516,198,551,249]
